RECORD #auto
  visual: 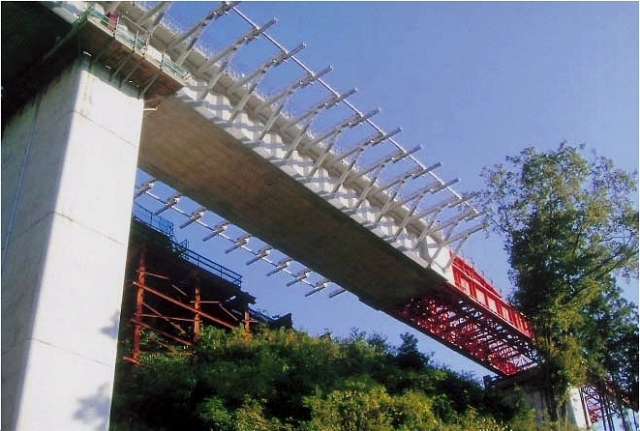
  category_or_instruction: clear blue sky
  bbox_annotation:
[137,1,638,380]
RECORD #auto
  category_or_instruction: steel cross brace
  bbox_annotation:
[228,43,306,121]
[297,109,380,177]
[255,67,332,141]
[266,258,293,276]
[349,147,421,215]
[154,193,181,215]
[196,18,277,100]
[168,2,238,66]
[179,207,207,229]
[281,89,357,159]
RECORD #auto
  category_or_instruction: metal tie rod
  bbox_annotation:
[301,109,380,151]
[228,43,306,93]
[375,165,425,194]
[383,172,444,212]
[354,145,421,190]
[305,279,331,297]
[255,66,332,114]
[447,191,479,208]
[135,179,156,197]
[357,163,421,209]
[229,44,305,120]
[285,268,311,286]
[255,67,332,141]
[155,193,180,215]
[202,221,230,241]
[179,207,206,229]
[266,258,292,276]
[168,2,238,51]
[377,166,442,218]
[329,288,347,298]
[394,192,457,238]
[391,145,422,163]
[430,177,461,194]
[196,18,277,75]
[391,189,434,233]
[282,88,357,131]
[225,233,251,254]
[246,246,273,265]
[443,222,487,247]
[412,194,462,220]
[328,128,402,168]
[394,177,460,221]
[424,208,478,238]
[348,148,404,184]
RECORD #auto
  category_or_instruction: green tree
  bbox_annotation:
[481,143,638,421]
[110,325,579,431]
[395,333,429,370]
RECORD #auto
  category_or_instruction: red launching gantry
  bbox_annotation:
[390,254,538,377]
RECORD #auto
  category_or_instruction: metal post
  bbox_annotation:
[244,304,251,333]
[193,280,201,342]
[132,247,146,363]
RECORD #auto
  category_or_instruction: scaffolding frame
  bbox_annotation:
[122,207,290,364]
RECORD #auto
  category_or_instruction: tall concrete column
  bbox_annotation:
[2,58,144,431]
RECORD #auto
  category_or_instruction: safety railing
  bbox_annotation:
[132,204,242,285]
[85,7,188,80]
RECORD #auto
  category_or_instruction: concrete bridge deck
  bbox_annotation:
[2,0,534,370]
[3,1,477,309]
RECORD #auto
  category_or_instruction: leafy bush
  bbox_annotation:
[109,327,562,431]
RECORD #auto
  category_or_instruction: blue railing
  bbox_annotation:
[132,203,242,286]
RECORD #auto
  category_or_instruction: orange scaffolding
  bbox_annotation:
[120,205,291,363]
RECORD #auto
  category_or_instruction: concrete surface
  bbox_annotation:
[1,58,143,431]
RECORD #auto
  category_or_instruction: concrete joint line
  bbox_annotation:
[54,212,129,247]
[30,337,113,368]
[1,210,127,259]
[2,94,42,269]
[69,108,141,149]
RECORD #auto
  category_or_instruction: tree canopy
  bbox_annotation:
[109,326,571,431]
[481,143,638,421]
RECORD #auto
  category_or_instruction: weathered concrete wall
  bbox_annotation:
[1,58,143,431]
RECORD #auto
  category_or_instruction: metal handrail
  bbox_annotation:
[132,204,242,285]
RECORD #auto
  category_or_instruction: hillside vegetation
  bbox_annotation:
[109,326,579,431]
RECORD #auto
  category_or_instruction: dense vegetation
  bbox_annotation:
[109,326,582,431]
[482,143,639,422]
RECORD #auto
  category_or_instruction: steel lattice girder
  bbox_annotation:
[581,386,604,423]
[389,255,538,376]
[392,293,538,376]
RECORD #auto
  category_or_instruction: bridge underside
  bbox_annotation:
[139,94,447,310]
[2,1,449,311]
[2,2,536,378]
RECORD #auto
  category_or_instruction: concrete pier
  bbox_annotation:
[488,371,592,430]
[1,58,143,431]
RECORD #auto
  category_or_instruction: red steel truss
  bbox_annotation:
[390,255,538,376]
[389,254,634,426]
[582,385,605,424]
